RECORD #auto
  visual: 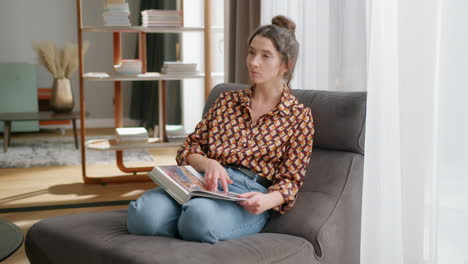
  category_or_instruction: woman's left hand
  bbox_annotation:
[238,191,284,215]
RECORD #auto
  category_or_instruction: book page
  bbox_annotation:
[159,166,208,192]
[191,190,247,201]
[157,166,246,201]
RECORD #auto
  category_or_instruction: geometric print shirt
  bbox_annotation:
[176,86,315,214]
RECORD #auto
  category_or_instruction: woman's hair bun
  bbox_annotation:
[271,15,296,33]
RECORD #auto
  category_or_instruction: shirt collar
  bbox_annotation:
[238,85,295,117]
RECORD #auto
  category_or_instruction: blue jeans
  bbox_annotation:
[127,167,271,243]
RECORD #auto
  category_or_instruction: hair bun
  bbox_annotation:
[272,15,296,33]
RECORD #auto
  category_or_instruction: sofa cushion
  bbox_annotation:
[204,83,366,155]
[262,149,364,257]
[26,209,318,264]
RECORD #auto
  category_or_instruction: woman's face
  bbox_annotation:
[247,35,287,85]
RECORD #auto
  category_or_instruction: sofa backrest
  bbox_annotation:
[204,83,366,262]
[203,83,366,155]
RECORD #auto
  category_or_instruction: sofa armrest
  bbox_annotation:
[315,154,363,264]
[263,151,364,264]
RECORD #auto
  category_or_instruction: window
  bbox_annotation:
[181,0,224,133]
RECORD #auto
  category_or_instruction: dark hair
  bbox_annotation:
[248,15,299,88]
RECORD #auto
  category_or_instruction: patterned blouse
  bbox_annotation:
[176,86,315,214]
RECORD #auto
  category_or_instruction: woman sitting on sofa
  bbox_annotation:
[127,15,314,244]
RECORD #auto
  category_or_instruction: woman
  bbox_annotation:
[127,15,314,243]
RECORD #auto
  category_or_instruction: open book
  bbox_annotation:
[148,166,247,204]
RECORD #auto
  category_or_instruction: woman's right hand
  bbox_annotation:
[203,159,233,192]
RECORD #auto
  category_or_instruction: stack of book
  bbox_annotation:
[115,127,149,144]
[141,10,183,27]
[103,0,131,26]
[161,62,199,76]
[166,125,189,142]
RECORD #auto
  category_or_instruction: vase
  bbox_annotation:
[50,78,74,113]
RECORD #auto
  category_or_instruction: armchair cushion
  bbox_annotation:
[263,149,364,259]
[26,210,318,264]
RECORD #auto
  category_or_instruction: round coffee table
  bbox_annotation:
[0,219,23,261]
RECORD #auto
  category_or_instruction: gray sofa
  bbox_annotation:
[25,83,366,264]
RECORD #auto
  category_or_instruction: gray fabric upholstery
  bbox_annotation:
[26,83,366,264]
[263,149,364,263]
[26,210,316,264]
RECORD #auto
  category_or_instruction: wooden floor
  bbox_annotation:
[0,128,179,264]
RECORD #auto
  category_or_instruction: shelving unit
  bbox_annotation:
[85,138,180,151]
[82,26,223,33]
[83,71,223,81]
[76,0,213,184]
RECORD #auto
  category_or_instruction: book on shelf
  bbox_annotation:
[142,22,183,27]
[161,72,201,76]
[141,9,183,27]
[149,165,247,204]
[162,61,197,67]
[141,9,182,14]
[103,1,131,26]
[161,61,199,75]
[167,125,188,142]
[103,19,131,26]
[104,5,130,12]
[115,127,149,143]
[103,11,130,16]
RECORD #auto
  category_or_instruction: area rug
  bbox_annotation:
[0,137,154,168]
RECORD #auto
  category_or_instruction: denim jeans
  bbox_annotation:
[127,167,271,243]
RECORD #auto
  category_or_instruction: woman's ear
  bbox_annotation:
[281,61,291,75]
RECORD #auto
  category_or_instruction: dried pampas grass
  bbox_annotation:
[33,40,90,78]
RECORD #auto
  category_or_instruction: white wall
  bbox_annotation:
[0,0,141,127]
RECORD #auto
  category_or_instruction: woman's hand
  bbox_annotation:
[203,159,233,192]
[238,191,285,215]
[186,154,233,192]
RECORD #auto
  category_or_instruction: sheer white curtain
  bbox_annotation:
[261,0,366,91]
[363,0,468,263]
[362,0,440,262]
[263,0,468,263]
[436,1,468,262]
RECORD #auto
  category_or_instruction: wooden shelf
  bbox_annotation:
[86,138,182,151]
[83,72,223,81]
[82,26,223,33]
[76,0,214,182]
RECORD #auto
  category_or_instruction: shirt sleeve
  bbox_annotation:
[176,93,224,165]
[268,108,315,214]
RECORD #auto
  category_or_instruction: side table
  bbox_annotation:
[0,218,23,262]
[0,111,87,152]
